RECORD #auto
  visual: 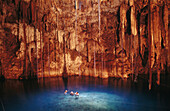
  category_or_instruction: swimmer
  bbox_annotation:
[75,92,79,96]
[64,90,68,95]
[70,91,74,95]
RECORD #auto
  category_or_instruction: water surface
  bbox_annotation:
[0,76,170,111]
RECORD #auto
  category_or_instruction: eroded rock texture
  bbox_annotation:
[0,0,169,79]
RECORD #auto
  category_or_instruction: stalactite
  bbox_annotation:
[23,20,27,78]
[94,41,96,77]
[34,1,38,79]
[119,3,128,78]
[27,23,31,77]
[63,34,67,77]
[86,1,89,63]
[130,0,137,37]
[31,0,35,22]
[159,5,165,71]
[54,23,57,76]
[42,22,45,78]
[21,1,27,79]
[86,41,89,62]
[40,21,43,78]
[37,5,42,78]
[17,4,21,68]
[114,30,117,77]
[62,2,67,77]
[130,0,139,80]
[75,0,78,50]
[57,12,59,76]
[48,29,50,77]
[75,0,81,76]
[119,3,127,50]
[155,5,161,85]
[131,35,134,80]
[163,2,169,66]
[148,0,152,90]
[15,0,19,6]
[91,0,96,77]
[98,0,103,78]
[2,3,6,26]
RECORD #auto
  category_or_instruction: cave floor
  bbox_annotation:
[0,75,170,111]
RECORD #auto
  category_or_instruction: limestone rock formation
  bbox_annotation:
[0,0,169,79]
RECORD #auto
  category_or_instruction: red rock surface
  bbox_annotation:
[0,0,169,79]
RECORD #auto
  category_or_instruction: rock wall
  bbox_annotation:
[0,0,169,79]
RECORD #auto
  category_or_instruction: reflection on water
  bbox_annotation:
[62,77,68,90]
[0,76,170,111]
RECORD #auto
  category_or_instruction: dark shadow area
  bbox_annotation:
[62,77,68,90]
[0,59,5,81]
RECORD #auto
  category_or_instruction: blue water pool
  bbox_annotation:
[0,76,170,111]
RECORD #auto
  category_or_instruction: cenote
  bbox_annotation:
[0,75,170,111]
[0,0,169,111]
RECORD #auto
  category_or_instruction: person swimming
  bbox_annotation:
[64,90,68,95]
[70,91,74,95]
[75,92,79,96]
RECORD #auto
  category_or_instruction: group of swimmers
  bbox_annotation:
[64,90,79,96]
